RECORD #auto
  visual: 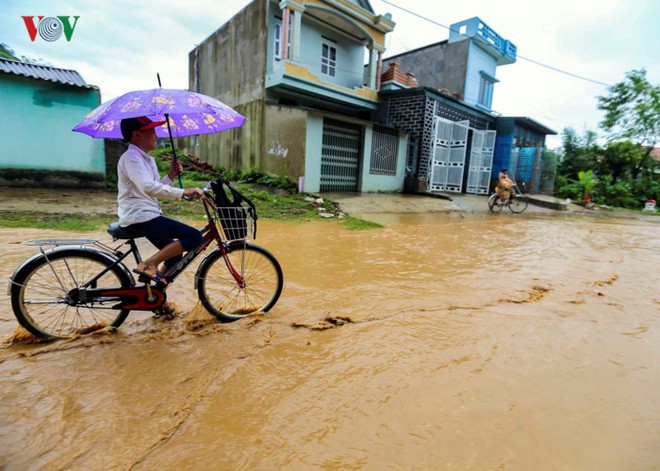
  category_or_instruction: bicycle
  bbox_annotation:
[488,183,529,214]
[7,177,284,340]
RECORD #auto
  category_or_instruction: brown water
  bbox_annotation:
[0,212,658,470]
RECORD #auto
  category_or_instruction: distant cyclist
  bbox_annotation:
[496,168,516,202]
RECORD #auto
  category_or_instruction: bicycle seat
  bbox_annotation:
[107,222,137,240]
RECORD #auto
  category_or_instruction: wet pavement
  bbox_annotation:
[326,191,597,218]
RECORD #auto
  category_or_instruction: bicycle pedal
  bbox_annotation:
[136,273,167,287]
[137,274,155,284]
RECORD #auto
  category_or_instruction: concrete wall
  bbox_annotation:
[463,42,498,108]
[382,40,470,99]
[186,0,268,169]
[443,40,470,99]
[383,43,447,91]
[0,75,104,176]
[191,100,265,171]
[263,104,306,178]
[303,113,323,192]
[360,127,408,192]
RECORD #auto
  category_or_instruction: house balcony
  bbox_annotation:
[266,59,380,111]
[449,17,517,65]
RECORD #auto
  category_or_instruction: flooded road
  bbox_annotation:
[0,211,658,470]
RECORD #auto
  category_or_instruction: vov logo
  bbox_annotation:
[21,16,80,42]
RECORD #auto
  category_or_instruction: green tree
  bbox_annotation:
[0,42,50,65]
[598,69,660,177]
[578,170,596,200]
[0,43,18,60]
[556,127,601,181]
[597,141,644,183]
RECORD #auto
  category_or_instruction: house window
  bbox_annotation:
[478,77,493,107]
[321,43,336,77]
[370,127,398,176]
[274,21,291,61]
[477,71,499,109]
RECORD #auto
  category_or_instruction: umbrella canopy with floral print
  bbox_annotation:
[72,88,245,139]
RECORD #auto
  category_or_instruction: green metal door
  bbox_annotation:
[320,118,361,192]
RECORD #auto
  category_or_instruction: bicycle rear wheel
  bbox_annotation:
[488,194,504,213]
[196,242,283,322]
[10,249,133,339]
[509,196,529,213]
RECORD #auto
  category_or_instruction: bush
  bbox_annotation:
[555,180,584,201]
[593,177,637,208]
[631,176,660,205]
[238,168,296,192]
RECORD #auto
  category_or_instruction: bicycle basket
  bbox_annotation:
[210,177,258,240]
[217,206,252,240]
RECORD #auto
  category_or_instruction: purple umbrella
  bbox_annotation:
[73,87,245,190]
[72,88,246,139]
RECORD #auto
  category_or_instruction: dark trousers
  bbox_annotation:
[123,216,203,269]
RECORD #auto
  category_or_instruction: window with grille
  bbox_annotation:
[370,128,398,176]
[321,43,336,77]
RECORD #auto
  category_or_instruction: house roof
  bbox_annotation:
[650,148,660,160]
[0,58,97,89]
[383,40,448,63]
[506,117,557,135]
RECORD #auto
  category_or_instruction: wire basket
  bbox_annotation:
[218,206,253,240]
[204,198,255,241]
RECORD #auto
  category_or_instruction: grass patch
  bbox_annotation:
[0,157,384,231]
[0,211,113,232]
[341,216,383,230]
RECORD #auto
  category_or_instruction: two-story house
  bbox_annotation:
[380,17,556,194]
[186,0,409,193]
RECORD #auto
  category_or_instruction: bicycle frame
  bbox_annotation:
[9,178,283,338]
[11,196,247,312]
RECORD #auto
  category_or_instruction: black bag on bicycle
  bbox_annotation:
[210,177,258,240]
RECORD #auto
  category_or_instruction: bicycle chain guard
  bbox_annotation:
[68,286,166,311]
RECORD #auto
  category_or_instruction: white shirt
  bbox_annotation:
[117,143,185,226]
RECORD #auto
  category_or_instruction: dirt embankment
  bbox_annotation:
[0,187,117,215]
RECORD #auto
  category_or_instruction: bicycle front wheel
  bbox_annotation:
[488,194,503,213]
[197,243,283,322]
[509,196,529,213]
[10,249,134,339]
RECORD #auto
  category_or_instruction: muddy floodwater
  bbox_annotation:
[0,211,658,470]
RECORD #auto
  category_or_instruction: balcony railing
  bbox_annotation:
[449,17,517,64]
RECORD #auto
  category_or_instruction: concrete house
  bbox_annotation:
[0,58,105,187]
[380,17,556,194]
[187,0,409,192]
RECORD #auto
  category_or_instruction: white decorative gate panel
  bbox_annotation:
[429,118,468,193]
[466,130,496,194]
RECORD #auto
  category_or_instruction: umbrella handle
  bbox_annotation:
[163,112,193,201]
[178,175,193,201]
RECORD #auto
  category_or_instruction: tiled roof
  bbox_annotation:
[0,58,97,89]
[651,148,660,160]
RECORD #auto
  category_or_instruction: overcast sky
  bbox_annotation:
[2,0,658,148]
